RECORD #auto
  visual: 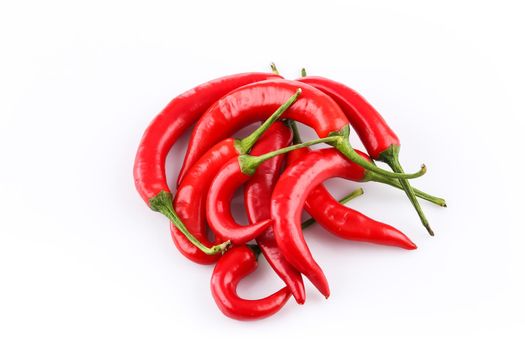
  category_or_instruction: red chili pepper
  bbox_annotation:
[206,135,342,246]
[298,74,434,235]
[286,122,416,249]
[171,91,301,264]
[134,72,280,255]
[242,122,306,304]
[272,146,429,298]
[303,185,416,249]
[177,79,425,187]
[300,188,365,230]
[211,245,291,321]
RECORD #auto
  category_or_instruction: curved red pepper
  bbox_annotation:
[206,157,273,244]
[287,146,416,250]
[177,79,348,184]
[135,72,280,204]
[133,72,280,254]
[298,76,398,159]
[172,91,301,261]
[211,245,292,321]
[298,76,433,235]
[243,123,306,304]
[206,133,339,247]
[272,147,422,298]
[304,186,416,249]
[177,79,422,188]
[171,139,238,264]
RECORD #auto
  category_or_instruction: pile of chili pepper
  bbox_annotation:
[133,64,446,321]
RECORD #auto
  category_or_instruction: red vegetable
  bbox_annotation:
[286,122,416,250]
[211,245,291,321]
[244,123,305,304]
[206,135,341,247]
[304,186,416,249]
[271,146,428,298]
[134,72,280,254]
[177,79,425,187]
[171,91,301,263]
[299,75,433,235]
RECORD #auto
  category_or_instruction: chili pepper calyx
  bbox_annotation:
[238,154,259,176]
[150,190,230,255]
[148,190,173,212]
[332,126,427,180]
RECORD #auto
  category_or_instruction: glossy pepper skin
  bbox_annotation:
[210,245,292,321]
[134,72,280,205]
[133,72,280,255]
[172,123,288,264]
[177,79,349,184]
[287,147,416,250]
[171,139,238,264]
[298,76,433,236]
[297,76,398,159]
[205,129,339,247]
[272,147,419,298]
[243,124,306,304]
[206,157,273,245]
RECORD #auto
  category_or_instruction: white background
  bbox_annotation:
[1,1,524,349]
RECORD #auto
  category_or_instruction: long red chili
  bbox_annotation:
[303,186,416,249]
[171,92,301,264]
[242,122,306,304]
[210,245,291,321]
[206,135,342,247]
[134,72,280,254]
[177,79,425,186]
[286,122,416,250]
[271,147,427,298]
[298,74,434,235]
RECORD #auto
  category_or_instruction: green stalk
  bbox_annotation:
[270,62,280,75]
[147,90,302,255]
[290,120,445,206]
[380,145,434,235]
[301,188,364,229]
[287,118,303,144]
[149,191,230,255]
[368,173,447,207]
[331,126,426,180]
[239,136,342,175]
[236,89,301,153]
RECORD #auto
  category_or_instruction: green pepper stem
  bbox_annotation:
[301,68,307,77]
[380,145,434,236]
[291,121,443,206]
[301,188,364,229]
[239,136,341,175]
[236,89,301,153]
[333,126,426,180]
[368,172,447,207]
[149,191,230,255]
[270,62,280,75]
[287,119,303,144]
